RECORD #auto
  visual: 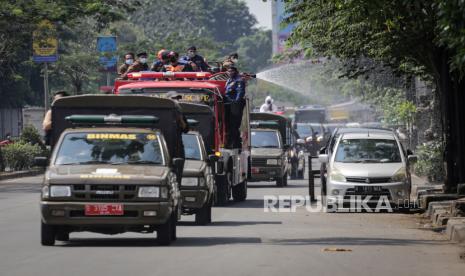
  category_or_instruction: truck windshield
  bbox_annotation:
[55,132,164,165]
[295,123,312,137]
[182,134,202,160]
[334,138,402,163]
[251,130,281,148]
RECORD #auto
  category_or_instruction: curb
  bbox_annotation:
[0,170,43,181]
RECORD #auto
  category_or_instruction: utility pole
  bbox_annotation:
[43,62,50,112]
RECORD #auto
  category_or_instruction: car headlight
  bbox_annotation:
[329,167,346,182]
[267,159,278,165]
[317,136,323,142]
[138,186,160,198]
[41,186,50,199]
[391,167,407,182]
[181,177,199,186]
[50,186,71,197]
[305,136,313,143]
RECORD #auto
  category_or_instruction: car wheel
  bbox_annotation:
[55,229,69,242]
[195,200,212,225]
[157,214,173,245]
[232,180,247,202]
[41,221,56,246]
[283,172,288,186]
[276,175,284,187]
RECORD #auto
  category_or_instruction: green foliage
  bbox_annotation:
[1,142,42,171]
[234,30,272,72]
[414,140,445,182]
[20,125,43,146]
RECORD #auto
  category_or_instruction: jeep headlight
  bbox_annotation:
[267,159,278,165]
[50,186,71,197]
[181,177,198,186]
[391,167,407,182]
[329,167,346,182]
[138,186,160,198]
[317,136,323,142]
[305,136,313,143]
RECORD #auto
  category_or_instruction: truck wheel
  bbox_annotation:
[41,221,56,246]
[195,199,212,225]
[157,214,173,245]
[232,181,247,202]
[215,174,230,206]
[283,173,288,186]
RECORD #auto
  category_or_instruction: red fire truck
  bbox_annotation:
[113,72,250,205]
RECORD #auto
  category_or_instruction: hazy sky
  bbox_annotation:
[244,0,272,30]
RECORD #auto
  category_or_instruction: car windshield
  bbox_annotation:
[296,124,312,137]
[55,132,164,165]
[334,138,402,163]
[251,130,281,148]
[182,134,202,160]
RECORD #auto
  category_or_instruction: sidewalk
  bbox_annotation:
[0,170,43,181]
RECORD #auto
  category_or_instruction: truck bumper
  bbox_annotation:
[41,201,172,226]
[180,189,209,209]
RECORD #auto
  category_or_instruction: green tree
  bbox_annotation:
[285,0,465,191]
[234,30,272,72]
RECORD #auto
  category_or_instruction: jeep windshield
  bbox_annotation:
[251,130,281,148]
[334,138,402,163]
[182,134,203,160]
[295,123,312,137]
[54,132,164,165]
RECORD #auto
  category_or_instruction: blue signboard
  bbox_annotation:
[97,36,117,72]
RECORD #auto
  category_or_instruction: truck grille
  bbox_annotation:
[70,184,138,202]
[345,177,392,184]
[252,158,267,166]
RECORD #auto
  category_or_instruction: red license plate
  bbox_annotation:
[85,204,124,216]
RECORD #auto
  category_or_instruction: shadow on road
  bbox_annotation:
[215,199,265,209]
[267,236,444,246]
[61,236,262,247]
[178,220,282,227]
[248,183,311,189]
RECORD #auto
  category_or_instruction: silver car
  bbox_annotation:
[318,129,417,212]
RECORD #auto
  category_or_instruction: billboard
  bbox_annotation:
[32,20,58,63]
[97,36,117,72]
[272,1,296,54]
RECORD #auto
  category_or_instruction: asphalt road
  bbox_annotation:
[0,174,464,276]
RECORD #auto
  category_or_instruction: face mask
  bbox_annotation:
[266,100,271,104]
[232,58,238,63]
[188,52,196,58]
[125,59,133,65]
[139,58,147,64]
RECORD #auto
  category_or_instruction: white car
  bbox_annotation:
[318,129,417,212]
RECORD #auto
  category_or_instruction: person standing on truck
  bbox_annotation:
[117,52,135,77]
[151,49,170,72]
[165,51,194,72]
[181,46,209,72]
[222,53,238,71]
[42,91,69,145]
[225,66,245,148]
[121,52,149,79]
[166,91,189,160]
[260,96,278,112]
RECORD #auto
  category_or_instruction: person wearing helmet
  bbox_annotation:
[260,96,278,112]
[151,49,170,72]
[225,66,246,148]
[180,46,210,72]
[165,51,194,72]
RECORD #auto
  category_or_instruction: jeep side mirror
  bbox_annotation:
[318,154,329,163]
[34,156,48,167]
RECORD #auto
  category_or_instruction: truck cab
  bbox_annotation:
[249,113,293,187]
[38,95,185,246]
[113,72,251,205]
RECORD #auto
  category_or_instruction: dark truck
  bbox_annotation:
[249,113,296,187]
[179,103,217,225]
[36,95,185,246]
